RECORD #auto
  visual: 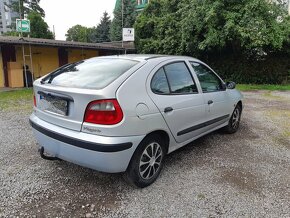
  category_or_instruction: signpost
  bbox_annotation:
[122,28,135,42]
[16,19,33,88]
[16,19,30,33]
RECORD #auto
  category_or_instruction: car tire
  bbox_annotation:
[223,104,242,134]
[125,134,166,188]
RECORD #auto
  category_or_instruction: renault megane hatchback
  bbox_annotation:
[30,55,243,188]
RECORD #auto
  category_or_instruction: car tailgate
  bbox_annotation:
[33,83,111,132]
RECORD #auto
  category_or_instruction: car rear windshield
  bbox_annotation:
[42,58,139,89]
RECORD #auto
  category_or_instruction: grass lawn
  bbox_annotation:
[237,84,290,91]
[0,88,33,111]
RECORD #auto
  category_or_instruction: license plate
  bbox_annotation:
[39,94,68,116]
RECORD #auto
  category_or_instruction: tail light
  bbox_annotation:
[84,99,123,125]
[33,95,36,107]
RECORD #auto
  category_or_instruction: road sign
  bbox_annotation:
[16,19,30,33]
[122,28,134,42]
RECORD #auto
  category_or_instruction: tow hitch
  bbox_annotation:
[39,147,61,161]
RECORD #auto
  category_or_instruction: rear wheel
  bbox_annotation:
[224,104,242,134]
[125,134,166,188]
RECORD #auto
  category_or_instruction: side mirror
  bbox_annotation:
[221,83,227,90]
[226,81,236,89]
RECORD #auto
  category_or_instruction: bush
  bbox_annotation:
[205,52,290,84]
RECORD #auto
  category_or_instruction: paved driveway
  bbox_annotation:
[0,91,289,217]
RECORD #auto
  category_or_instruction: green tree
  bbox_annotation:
[5,0,45,32]
[110,0,137,41]
[2,31,19,36]
[27,12,54,39]
[3,12,53,39]
[135,0,290,57]
[66,25,93,42]
[91,11,111,43]
[8,0,45,18]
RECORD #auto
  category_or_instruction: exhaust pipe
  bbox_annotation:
[39,147,61,161]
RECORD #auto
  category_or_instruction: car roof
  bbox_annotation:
[90,54,200,62]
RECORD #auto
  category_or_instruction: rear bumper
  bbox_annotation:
[29,114,144,173]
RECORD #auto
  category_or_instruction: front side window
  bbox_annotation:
[151,62,198,95]
[190,62,224,92]
[164,62,198,94]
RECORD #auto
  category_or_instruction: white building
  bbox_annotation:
[272,0,290,14]
[0,0,18,35]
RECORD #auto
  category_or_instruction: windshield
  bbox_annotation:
[42,58,139,89]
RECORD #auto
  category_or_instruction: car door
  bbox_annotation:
[189,62,232,130]
[147,61,207,143]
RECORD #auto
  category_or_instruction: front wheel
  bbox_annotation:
[223,104,242,134]
[125,135,166,188]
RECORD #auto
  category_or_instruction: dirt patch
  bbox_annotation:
[219,167,262,195]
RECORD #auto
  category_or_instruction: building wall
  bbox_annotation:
[68,49,98,63]
[136,0,149,11]
[270,0,290,14]
[115,0,149,11]
[15,46,99,79]
[0,45,101,87]
[15,46,59,79]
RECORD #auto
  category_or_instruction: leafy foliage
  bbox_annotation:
[135,0,290,84]
[8,0,45,18]
[90,11,111,43]
[27,12,54,39]
[135,0,290,57]
[207,52,290,84]
[2,31,19,36]
[65,25,93,42]
[110,0,137,41]
[3,12,54,39]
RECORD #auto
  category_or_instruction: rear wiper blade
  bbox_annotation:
[40,63,71,84]
[40,61,84,84]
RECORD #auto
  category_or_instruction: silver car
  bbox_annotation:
[30,55,243,188]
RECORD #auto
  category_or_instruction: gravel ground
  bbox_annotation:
[0,90,289,217]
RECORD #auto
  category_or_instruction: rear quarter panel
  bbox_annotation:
[115,61,171,137]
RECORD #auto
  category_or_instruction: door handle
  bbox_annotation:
[164,107,173,113]
[208,100,213,105]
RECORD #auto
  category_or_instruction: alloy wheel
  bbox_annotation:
[139,142,163,180]
[232,107,240,130]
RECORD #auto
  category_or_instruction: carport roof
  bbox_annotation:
[0,36,135,51]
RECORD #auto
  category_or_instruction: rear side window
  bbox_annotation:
[151,62,198,95]
[42,58,139,89]
[151,68,170,94]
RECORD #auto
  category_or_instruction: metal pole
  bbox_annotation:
[19,0,23,37]
[19,0,28,88]
[18,0,22,37]
[53,25,56,39]
[122,0,124,49]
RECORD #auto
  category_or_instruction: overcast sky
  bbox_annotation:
[39,0,116,40]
